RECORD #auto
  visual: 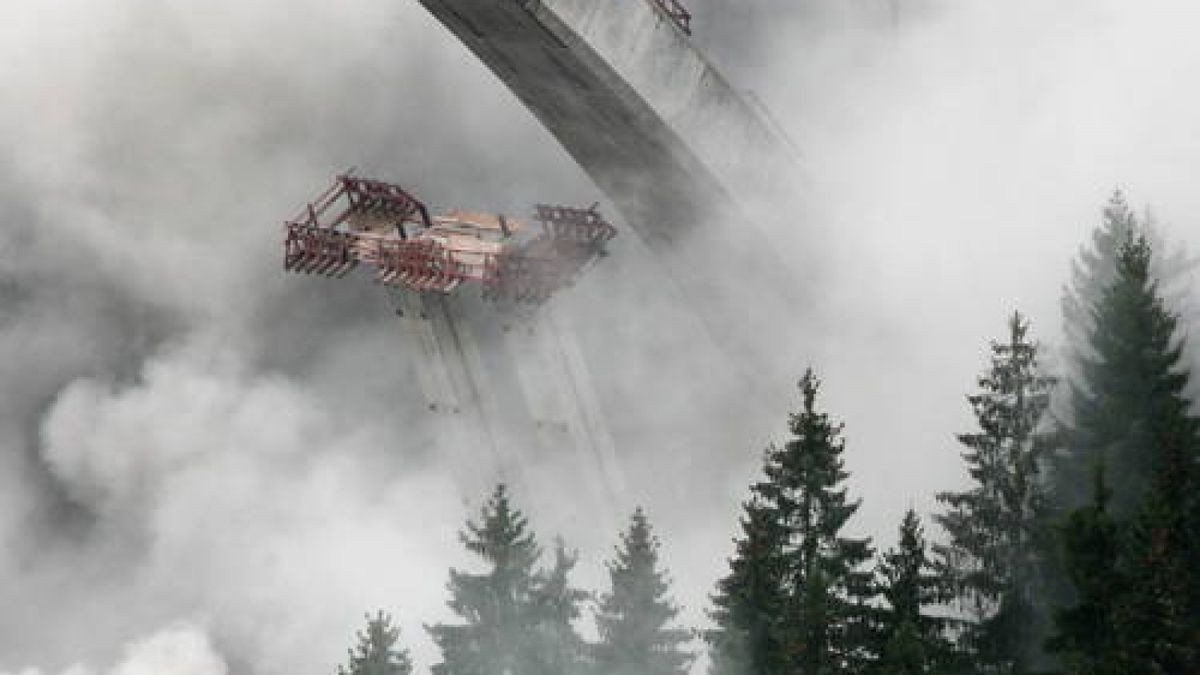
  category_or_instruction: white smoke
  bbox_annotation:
[2,623,227,675]
[110,624,228,675]
[42,341,338,517]
[0,0,594,668]
[5,0,1200,673]
[26,336,464,671]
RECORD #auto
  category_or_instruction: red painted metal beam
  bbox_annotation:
[282,176,615,305]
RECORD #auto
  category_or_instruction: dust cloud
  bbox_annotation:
[3,1,1200,673]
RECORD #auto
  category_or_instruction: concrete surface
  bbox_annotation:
[417,0,814,382]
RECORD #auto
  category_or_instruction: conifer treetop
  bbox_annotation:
[338,610,413,675]
[429,484,588,675]
[1067,232,1197,514]
[934,311,1056,672]
[596,507,693,675]
[704,497,791,675]
[875,509,956,674]
[459,483,540,571]
[718,367,876,674]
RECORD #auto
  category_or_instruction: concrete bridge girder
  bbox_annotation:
[418,0,813,382]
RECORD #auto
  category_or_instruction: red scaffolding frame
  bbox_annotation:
[282,175,615,304]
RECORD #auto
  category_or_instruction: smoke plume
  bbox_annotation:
[4,1,1200,673]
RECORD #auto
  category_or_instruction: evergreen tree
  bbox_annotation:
[706,499,791,675]
[1108,391,1200,671]
[428,484,588,675]
[708,370,875,674]
[1113,486,1199,673]
[1061,190,1140,372]
[1045,469,1125,675]
[933,312,1056,672]
[1050,231,1200,672]
[594,508,693,675]
[531,540,591,674]
[873,510,954,674]
[337,610,413,675]
[1056,234,1198,514]
[1061,190,1199,401]
[877,620,926,675]
[773,370,876,674]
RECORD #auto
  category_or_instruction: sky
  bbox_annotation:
[3,0,1200,673]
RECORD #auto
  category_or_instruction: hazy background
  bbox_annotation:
[3,0,1200,672]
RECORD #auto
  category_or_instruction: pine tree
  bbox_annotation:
[708,369,875,674]
[1045,468,1125,675]
[1113,487,1199,672]
[877,620,925,675]
[1107,395,1200,671]
[873,510,954,674]
[706,499,790,675]
[1061,190,1199,402]
[1050,231,1200,672]
[1056,234,1198,514]
[933,312,1056,672]
[337,611,413,675]
[428,484,588,675]
[776,370,876,674]
[530,540,591,674]
[595,508,693,675]
[1062,190,1140,372]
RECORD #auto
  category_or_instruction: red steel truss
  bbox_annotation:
[283,174,615,303]
[652,0,692,35]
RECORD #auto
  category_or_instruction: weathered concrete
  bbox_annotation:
[419,0,797,223]
[407,0,824,510]
[418,0,811,380]
[546,0,800,206]
[407,289,626,525]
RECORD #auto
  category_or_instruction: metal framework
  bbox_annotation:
[652,0,691,35]
[283,173,615,303]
